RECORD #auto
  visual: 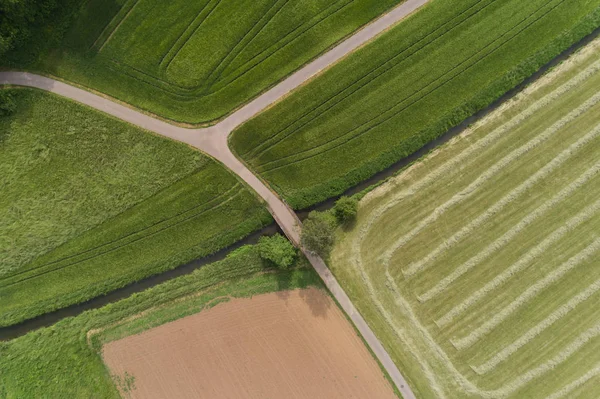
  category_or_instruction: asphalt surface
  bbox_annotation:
[0,1,430,397]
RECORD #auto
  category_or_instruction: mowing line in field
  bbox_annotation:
[0,190,244,289]
[242,0,497,160]
[361,57,600,236]
[345,42,600,398]
[351,240,452,398]
[257,0,566,173]
[486,321,600,395]
[472,275,600,374]
[384,90,600,277]
[210,0,354,92]
[384,262,600,397]
[200,0,293,91]
[161,0,223,72]
[96,0,141,53]
[453,237,600,349]
[418,158,600,303]
[0,183,241,282]
[354,193,600,397]
[91,0,140,51]
[438,196,600,330]
[545,362,600,399]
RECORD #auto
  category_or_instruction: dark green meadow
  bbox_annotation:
[0,246,321,398]
[231,0,600,209]
[0,89,271,327]
[3,0,404,123]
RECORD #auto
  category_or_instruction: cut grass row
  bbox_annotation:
[2,0,404,123]
[231,0,600,209]
[0,89,271,327]
[0,245,322,398]
[328,37,600,398]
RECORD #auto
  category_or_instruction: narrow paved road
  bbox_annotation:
[1,1,428,397]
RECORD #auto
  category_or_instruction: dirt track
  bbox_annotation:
[102,288,396,399]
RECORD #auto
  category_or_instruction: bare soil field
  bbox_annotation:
[102,288,395,398]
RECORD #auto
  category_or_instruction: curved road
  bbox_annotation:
[1,1,428,397]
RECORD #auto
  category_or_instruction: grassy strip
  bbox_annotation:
[0,89,272,327]
[0,246,322,398]
[2,0,404,123]
[231,0,600,209]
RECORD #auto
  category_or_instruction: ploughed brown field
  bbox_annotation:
[102,288,395,398]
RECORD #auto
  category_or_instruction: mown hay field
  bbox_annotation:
[329,38,600,398]
[0,246,323,398]
[232,0,600,209]
[0,89,271,327]
[5,0,403,123]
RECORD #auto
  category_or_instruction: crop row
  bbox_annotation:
[241,0,497,160]
[438,197,600,330]
[456,238,600,354]
[98,0,374,98]
[232,0,600,208]
[255,0,565,174]
[384,89,600,277]
[423,160,600,305]
[0,185,241,289]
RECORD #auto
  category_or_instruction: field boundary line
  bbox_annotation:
[456,237,600,350]
[439,196,600,330]
[159,0,223,72]
[199,0,292,92]
[94,0,140,53]
[158,0,218,68]
[209,0,354,94]
[418,136,600,303]
[90,0,139,51]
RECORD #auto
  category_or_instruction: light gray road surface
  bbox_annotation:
[1,1,429,397]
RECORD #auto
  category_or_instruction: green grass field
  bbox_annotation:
[0,245,322,398]
[4,0,404,123]
[231,0,600,209]
[329,39,600,398]
[0,89,271,327]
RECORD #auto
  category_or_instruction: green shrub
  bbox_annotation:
[0,91,16,116]
[301,211,337,258]
[257,234,297,270]
[334,196,358,224]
